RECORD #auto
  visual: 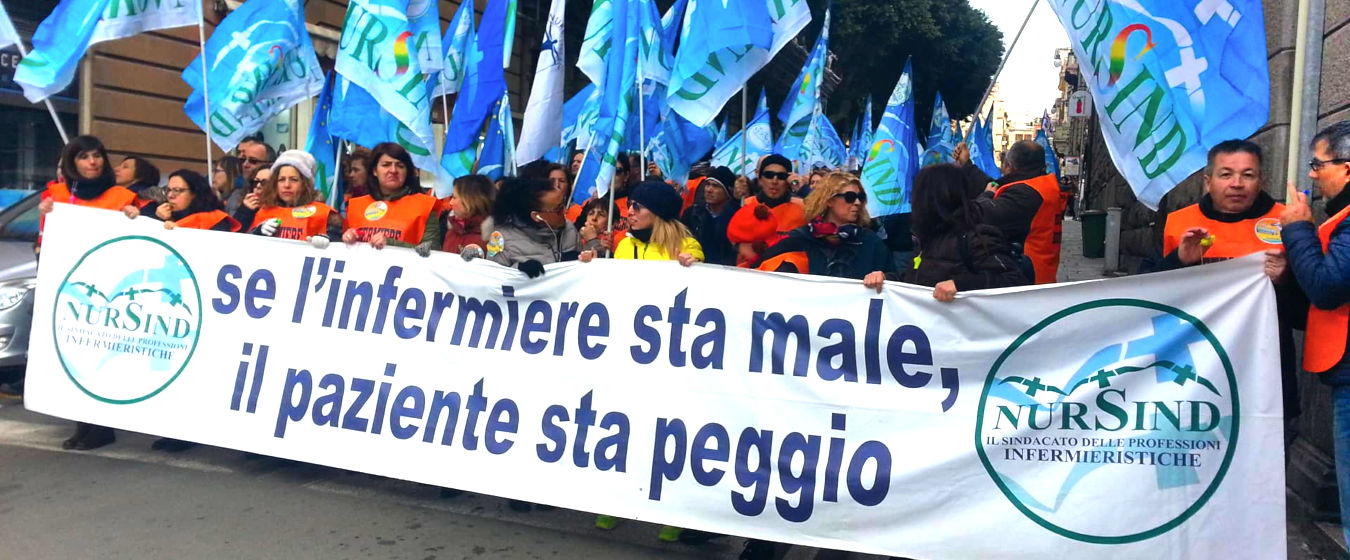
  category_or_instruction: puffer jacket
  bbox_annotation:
[482,216,581,266]
[614,234,704,261]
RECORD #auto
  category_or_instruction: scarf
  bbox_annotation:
[72,174,115,200]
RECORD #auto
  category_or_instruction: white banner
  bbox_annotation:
[27,205,1286,559]
[90,0,202,45]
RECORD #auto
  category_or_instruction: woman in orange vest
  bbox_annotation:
[235,150,341,247]
[342,143,440,256]
[113,155,163,210]
[37,135,139,451]
[124,169,240,232]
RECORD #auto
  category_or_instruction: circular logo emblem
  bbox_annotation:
[291,205,316,219]
[52,236,202,404]
[364,201,388,222]
[975,300,1238,544]
[1254,218,1282,244]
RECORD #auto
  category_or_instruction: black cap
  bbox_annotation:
[629,181,683,221]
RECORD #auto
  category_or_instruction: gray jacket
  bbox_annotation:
[482,217,580,266]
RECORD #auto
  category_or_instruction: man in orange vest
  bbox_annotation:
[1160,139,1302,438]
[1283,121,1350,546]
[974,140,1066,284]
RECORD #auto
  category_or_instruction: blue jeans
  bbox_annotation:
[1329,374,1350,546]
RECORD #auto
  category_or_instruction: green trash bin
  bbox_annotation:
[1080,210,1106,258]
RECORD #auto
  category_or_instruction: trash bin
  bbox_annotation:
[1080,210,1106,258]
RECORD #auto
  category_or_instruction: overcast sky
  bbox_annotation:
[968,0,1071,123]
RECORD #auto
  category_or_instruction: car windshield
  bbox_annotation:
[0,193,40,242]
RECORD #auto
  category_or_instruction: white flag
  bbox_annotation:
[90,0,201,45]
[515,0,565,165]
[0,2,21,50]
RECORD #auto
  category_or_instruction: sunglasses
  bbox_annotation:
[833,191,867,205]
[251,178,267,187]
[244,157,271,166]
[628,201,645,213]
[761,171,790,181]
[1310,157,1350,171]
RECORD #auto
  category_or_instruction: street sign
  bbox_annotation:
[1068,90,1092,117]
[1064,156,1082,176]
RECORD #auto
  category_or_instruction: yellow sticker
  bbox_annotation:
[364,201,388,221]
[1254,218,1282,244]
[291,205,316,219]
[486,231,505,257]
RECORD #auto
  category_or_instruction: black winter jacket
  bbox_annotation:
[906,224,1031,290]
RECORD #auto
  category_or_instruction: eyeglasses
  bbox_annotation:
[761,171,790,181]
[832,191,867,205]
[1310,157,1349,171]
[166,187,191,196]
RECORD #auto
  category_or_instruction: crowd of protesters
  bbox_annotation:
[28,120,1350,558]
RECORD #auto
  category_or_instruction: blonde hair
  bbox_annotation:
[262,164,319,208]
[803,172,871,227]
[650,216,693,260]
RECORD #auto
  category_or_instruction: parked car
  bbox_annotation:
[0,191,40,379]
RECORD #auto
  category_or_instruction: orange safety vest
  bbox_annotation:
[40,181,139,237]
[995,174,1065,284]
[344,193,437,244]
[175,210,241,232]
[758,251,809,274]
[252,203,335,240]
[743,196,807,233]
[1161,202,1285,261]
[1304,205,1350,373]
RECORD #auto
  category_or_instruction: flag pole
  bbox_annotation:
[439,63,452,195]
[972,0,1039,137]
[740,89,748,176]
[196,7,215,176]
[636,51,646,177]
[332,138,344,208]
[6,38,67,144]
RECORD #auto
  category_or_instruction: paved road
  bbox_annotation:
[0,402,741,560]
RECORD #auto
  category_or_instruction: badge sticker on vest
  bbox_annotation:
[292,205,317,219]
[1254,218,1282,244]
[486,231,505,257]
[364,201,388,221]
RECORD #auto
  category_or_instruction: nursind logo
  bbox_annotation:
[53,236,202,404]
[975,299,1237,544]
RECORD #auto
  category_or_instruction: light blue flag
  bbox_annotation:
[711,90,772,177]
[715,120,728,148]
[667,0,811,127]
[18,0,201,103]
[15,0,110,103]
[181,0,323,152]
[859,94,874,155]
[1047,0,1268,209]
[433,0,475,96]
[861,57,919,217]
[921,91,956,166]
[561,83,598,144]
[503,0,517,68]
[647,112,715,186]
[1036,128,1061,180]
[328,76,439,171]
[335,0,435,171]
[970,105,1000,178]
[0,3,21,49]
[572,0,640,205]
[305,72,340,205]
[801,109,847,169]
[478,93,516,180]
[774,8,829,160]
[442,0,510,189]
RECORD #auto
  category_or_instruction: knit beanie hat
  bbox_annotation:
[701,166,736,196]
[759,153,792,174]
[727,204,780,244]
[271,149,317,183]
[629,180,683,221]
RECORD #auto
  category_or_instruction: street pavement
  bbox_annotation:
[0,220,1336,560]
[0,402,741,560]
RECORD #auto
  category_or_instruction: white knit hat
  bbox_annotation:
[270,149,317,183]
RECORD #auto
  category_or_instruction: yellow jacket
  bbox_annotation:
[614,234,704,262]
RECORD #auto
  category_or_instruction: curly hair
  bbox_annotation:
[492,177,554,225]
[802,172,870,226]
[261,163,319,208]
